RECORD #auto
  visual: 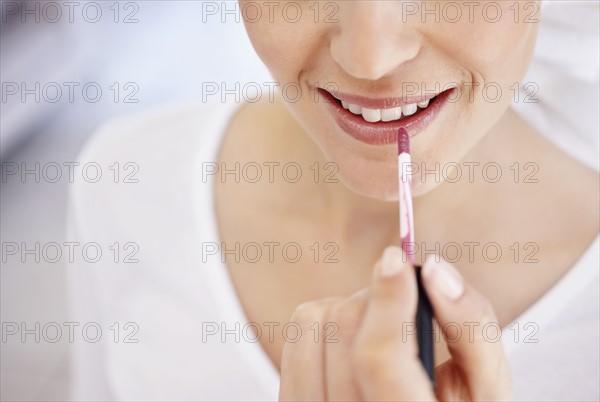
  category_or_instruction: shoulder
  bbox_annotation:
[68,101,240,240]
[77,101,238,166]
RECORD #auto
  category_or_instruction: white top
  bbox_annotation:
[67,99,599,401]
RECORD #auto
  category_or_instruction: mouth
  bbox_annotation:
[319,86,456,146]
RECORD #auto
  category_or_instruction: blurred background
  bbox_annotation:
[1,1,270,400]
[1,1,598,401]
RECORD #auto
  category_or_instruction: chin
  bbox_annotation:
[411,179,441,198]
[335,155,445,202]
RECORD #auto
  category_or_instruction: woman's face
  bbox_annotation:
[241,0,539,200]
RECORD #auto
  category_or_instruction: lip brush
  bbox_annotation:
[397,127,435,386]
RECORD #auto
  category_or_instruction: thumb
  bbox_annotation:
[352,246,435,401]
[421,256,513,401]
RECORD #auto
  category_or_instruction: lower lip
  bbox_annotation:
[321,88,455,146]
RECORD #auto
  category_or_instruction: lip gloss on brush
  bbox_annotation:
[397,127,435,385]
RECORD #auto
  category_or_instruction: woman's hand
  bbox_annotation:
[278,246,513,401]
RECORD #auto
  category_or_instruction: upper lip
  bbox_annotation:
[322,87,452,109]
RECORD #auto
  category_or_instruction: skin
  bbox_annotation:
[214,1,600,400]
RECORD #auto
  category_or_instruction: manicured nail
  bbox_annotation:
[380,246,406,277]
[422,255,464,300]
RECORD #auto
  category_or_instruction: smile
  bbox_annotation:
[319,86,456,146]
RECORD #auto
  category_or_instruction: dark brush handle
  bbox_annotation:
[415,265,435,386]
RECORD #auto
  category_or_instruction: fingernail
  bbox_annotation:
[422,255,464,300]
[380,246,406,277]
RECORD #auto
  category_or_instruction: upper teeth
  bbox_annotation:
[340,99,431,123]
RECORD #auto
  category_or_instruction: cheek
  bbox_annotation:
[432,2,538,83]
[424,5,539,142]
[242,22,288,75]
[409,7,538,195]
[241,3,324,83]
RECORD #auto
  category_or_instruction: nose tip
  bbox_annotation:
[329,4,422,81]
[330,33,421,81]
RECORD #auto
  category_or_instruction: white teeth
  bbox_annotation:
[402,103,418,116]
[342,98,432,123]
[381,107,402,122]
[361,108,381,123]
[348,103,362,115]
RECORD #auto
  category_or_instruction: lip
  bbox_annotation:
[329,91,438,109]
[320,87,456,146]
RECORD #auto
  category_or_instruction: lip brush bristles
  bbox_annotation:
[397,127,415,265]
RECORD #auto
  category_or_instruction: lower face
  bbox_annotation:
[242,1,540,200]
